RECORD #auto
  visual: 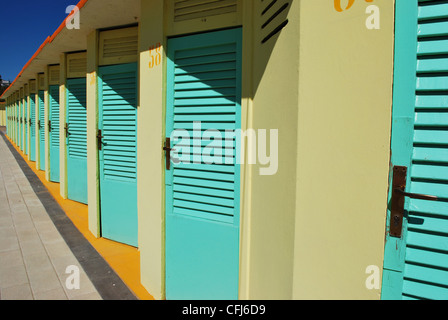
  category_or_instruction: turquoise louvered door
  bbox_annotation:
[24,100,28,155]
[16,103,19,145]
[14,104,17,144]
[165,28,242,300]
[49,85,60,182]
[66,78,88,204]
[382,0,448,300]
[98,63,138,247]
[19,101,23,150]
[30,95,36,162]
[38,91,45,171]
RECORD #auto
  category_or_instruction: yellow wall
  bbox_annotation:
[292,0,394,299]
[86,31,101,238]
[0,109,5,126]
[59,53,68,199]
[43,69,50,182]
[138,0,166,300]
[240,0,300,300]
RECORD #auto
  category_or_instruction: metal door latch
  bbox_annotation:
[390,166,439,238]
[97,129,104,151]
[163,138,172,170]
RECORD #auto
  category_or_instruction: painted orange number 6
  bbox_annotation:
[334,0,373,12]
[149,43,162,69]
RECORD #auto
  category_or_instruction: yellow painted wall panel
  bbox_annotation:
[87,30,101,238]
[139,0,165,301]
[240,0,300,300]
[292,0,394,300]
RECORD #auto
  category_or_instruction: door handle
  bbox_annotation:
[38,120,42,129]
[163,138,172,170]
[48,120,52,133]
[64,123,70,137]
[390,166,439,238]
[97,129,104,151]
[393,188,438,201]
[29,119,32,126]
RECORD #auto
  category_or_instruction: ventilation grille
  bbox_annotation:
[174,0,237,22]
[30,80,37,93]
[49,67,60,85]
[67,52,87,79]
[99,27,138,66]
[67,79,87,159]
[401,0,448,300]
[69,58,87,74]
[260,0,289,44]
[38,74,45,90]
[103,36,138,58]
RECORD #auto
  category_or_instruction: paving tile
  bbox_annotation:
[18,238,47,257]
[33,287,67,300]
[22,252,54,276]
[28,266,63,295]
[23,197,43,208]
[70,291,102,300]
[0,284,34,300]
[0,264,29,288]
[15,227,40,243]
[0,235,20,253]
[0,249,24,268]
[0,215,14,228]
[44,239,73,260]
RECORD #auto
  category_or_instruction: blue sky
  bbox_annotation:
[0,0,76,82]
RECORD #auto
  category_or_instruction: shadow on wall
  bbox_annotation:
[164,0,292,103]
[251,0,292,98]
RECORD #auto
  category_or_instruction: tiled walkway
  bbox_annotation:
[0,127,136,300]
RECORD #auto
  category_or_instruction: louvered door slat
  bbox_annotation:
[171,42,238,222]
[67,81,87,159]
[401,0,448,300]
[101,69,137,181]
[49,85,60,182]
[50,86,60,148]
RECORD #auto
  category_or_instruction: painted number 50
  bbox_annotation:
[149,43,162,69]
